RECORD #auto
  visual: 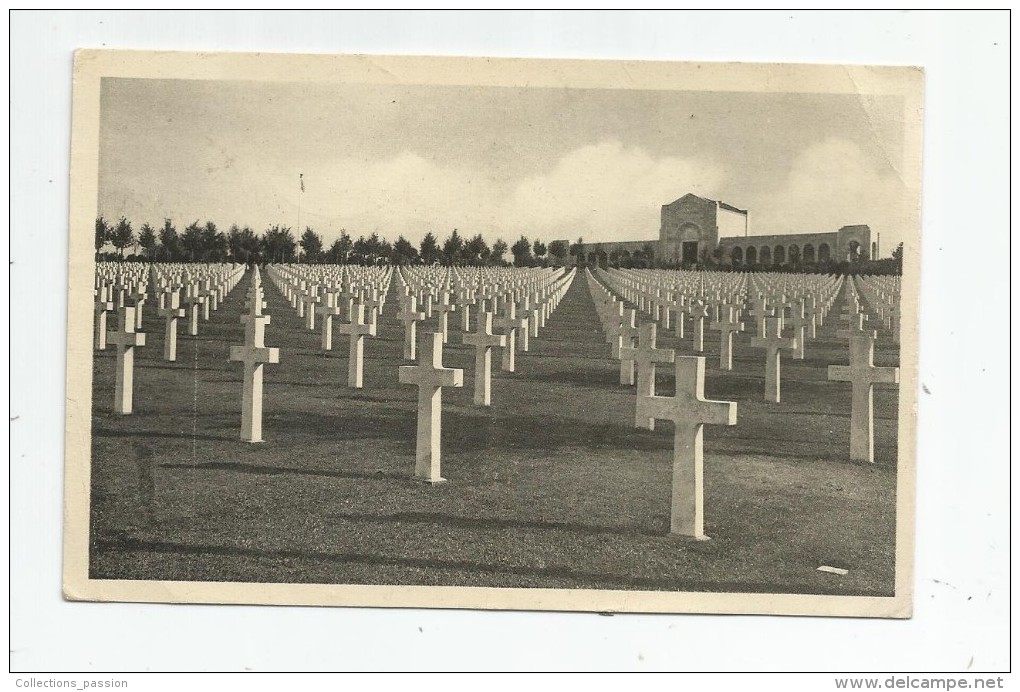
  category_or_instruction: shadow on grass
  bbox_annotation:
[160,460,408,482]
[138,363,224,373]
[91,535,890,596]
[93,427,240,443]
[440,411,671,454]
[515,367,624,388]
[324,510,665,538]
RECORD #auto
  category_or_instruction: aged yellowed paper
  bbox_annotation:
[65,50,922,617]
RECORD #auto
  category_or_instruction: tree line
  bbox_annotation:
[95,216,572,267]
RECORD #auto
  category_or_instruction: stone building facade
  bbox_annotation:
[560,193,873,268]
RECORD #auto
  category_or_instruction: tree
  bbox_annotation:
[213,231,229,262]
[489,238,508,265]
[511,235,533,267]
[464,234,488,264]
[351,235,369,265]
[137,223,157,260]
[227,224,244,262]
[641,243,657,268]
[110,216,135,259]
[300,227,323,263]
[365,232,384,263]
[158,219,180,262]
[326,237,347,264]
[569,236,585,264]
[391,235,419,265]
[238,226,259,263]
[331,230,353,263]
[95,217,111,259]
[194,221,227,262]
[201,221,220,261]
[377,237,393,266]
[892,242,904,263]
[181,221,204,261]
[532,239,547,259]
[347,232,385,265]
[261,225,296,263]
[419,232,441,264]
[548,239,568,263]
[441,229,464,266]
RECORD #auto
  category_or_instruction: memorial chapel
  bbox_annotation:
[560,193,875,268]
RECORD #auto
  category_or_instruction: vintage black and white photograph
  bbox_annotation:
[64,51,923,616]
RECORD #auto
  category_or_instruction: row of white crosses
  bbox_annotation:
[263,264,392,389]
[228,267,280,442]
[585,269,737,539]
[222,260,575,477]
[600,267,847,401]
[95,263,245,359]
[265,263,391,330]
[851,274,902,343]
[259,262,571,398]
[397,268,577,483]
[97,263,247,414]
[397,264,571,375]
[591,267,899,464]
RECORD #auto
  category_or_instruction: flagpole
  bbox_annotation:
[297,173,303,264]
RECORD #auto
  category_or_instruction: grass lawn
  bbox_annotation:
[89,268,899,596]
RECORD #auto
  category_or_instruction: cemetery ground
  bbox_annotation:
[89,270,899,597]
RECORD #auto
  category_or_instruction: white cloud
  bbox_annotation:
[251,141,725,247]
[252,152,503,245]
[750,138,911,252]
[505,141,724,244]
[109,137,914,256]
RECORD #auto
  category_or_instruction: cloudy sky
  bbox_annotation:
[98,77,911,253]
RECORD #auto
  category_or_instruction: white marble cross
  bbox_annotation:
[513,301,530,352]
[337,284,357,322]
[620,322,675,430]
[157,290,185,362]
[458,293,474,333]
[128,285,148,330]
[837,312,871,341]
[229,311,280,442]
[433,292,457,344]
[94,285,114,350]
[337,302,376,388]
[749,296,772,337]
[689,301,709,353]
[786,300,812,360]
[294,281,308,315]
[363,289,384,329]
[636,356,737,538]
[112,275,129,308]
[421,286,435,318]
[527,292,542,339]
[198,279,217,320]
[604,301,629,356]
[709,306,744,371]
[462,311,506,406]
[301,287,322,331]
[615,308,640,385]
[668,300,686,338]
[494,302,521,373]
[827,333,899,463]
[107,306,147,415]
[398,332,464,483]
[182,283,205,337]
[243,284,267,315]
[398,295,426,360]
[750,317,798,403]
[316,291,342,351]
